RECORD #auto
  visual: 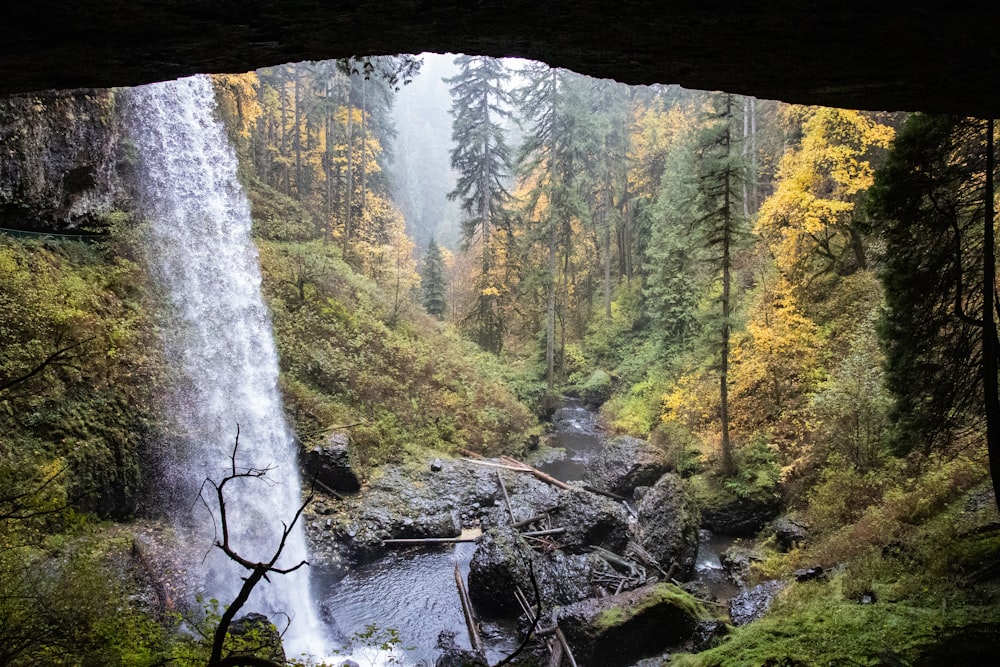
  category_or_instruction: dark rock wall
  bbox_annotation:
[0,3,997,115]
[0,89,126,231]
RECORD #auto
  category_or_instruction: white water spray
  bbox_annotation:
[130,75,326,657]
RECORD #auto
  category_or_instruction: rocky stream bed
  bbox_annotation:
[299,400,791,666]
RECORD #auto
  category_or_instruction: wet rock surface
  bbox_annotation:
[557,583,703,666]
[719,544,763,588]
[548,486,630,553]
[729,579,787,626]
[634,473,700,579]
[302,431,361,493]
[772,516,809,552]
[585,435,667,498]
[468,527,617,616]
[701,493,781,536]
[434,631,488,667]
[0,89,126,232]
[228,613,286,663]
[305,459,500,565]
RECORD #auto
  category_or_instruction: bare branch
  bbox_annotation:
[0,336,96,395]
[202,426,314,667]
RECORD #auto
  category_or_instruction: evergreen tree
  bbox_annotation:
[692,93,747,476]
[420,238,447,319]
[868,116,993,453]
[445,55,513,353]
[515,64,592,388]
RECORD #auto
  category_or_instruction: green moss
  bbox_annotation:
[593,584,706,631]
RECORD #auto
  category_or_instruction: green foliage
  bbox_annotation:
[0,236,163,519]
[867,114,990,455]
[722,435,782,501]
[250,178,321,241]
[0,534,167,666]
[419,237,447,318]
[259,240,536,470]
[334,623,412,667]
[673,575,999,667]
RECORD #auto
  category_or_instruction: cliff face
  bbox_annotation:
[0,88,126,232]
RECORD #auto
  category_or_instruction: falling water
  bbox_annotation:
[129,75,326,657]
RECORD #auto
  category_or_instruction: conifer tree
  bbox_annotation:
[692,93,746,476]
[420,238,447,319]
[868,114,1000,509]
[445,55,513,352]
[516,63,591,388]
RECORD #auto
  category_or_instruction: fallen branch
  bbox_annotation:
[582,485,627,501]
[383,537,479,545]
[555,626,578,667]
[312,478,345,501]
[513,512,551,530]
[521,528,566,538]
[455,562,483,654]
[499,456,572,491]
[497,471,515,524]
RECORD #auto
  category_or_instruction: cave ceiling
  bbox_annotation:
[1,2,998,115]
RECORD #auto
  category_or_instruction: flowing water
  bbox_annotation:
[537,398,604,482]
[130,75,327,657]
[316,543,518,665]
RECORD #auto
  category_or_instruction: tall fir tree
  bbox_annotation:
[445,55,513,353]
[693,93,747,476]
[516,64,592,388]
[420,238,447,319]
[868,114,1000,510]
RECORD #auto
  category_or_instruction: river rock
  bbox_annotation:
[772,516,809,552]
[228,612,286,663]
[701,492,781,536]
[719,544,763,588]
[585,435,667,497]
[435,631,488,667]
[634,474,700,579]
[557,583,703,666]
[303,431,361,493]
[549,486,631,553]
[306,461,499,564]
[691,619,730,652]
[728,579,786,626]
[467,527,615,616]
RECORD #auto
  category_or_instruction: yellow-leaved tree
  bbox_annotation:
[756,107,894,301]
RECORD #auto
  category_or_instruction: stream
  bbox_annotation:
[317,398,740,665]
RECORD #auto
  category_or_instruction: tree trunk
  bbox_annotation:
[983,117,1000,513]
[720,95,736,477]
[344,95,353,256]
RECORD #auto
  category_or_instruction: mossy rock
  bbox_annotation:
[557,583,705,666]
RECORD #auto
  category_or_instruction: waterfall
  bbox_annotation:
[129,75,326,657]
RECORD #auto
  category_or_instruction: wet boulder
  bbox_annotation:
[228,612,286,663]
[585,435,667,498]
[557,583,703,666]
[468,527,614,616]
[467,528,534,616]
[701,491,781,536]
[549,486,631,553]
[719,544,763,588]
[435,631,488,667]
[303,431,361,493]
[306,460,499,565]
[691,619,730,652]
[772,516,809,552]
[634,474,700,579]
[728,580,786,626]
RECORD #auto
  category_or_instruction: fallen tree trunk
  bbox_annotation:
[383,537,478,545]
[455,562,483,654]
